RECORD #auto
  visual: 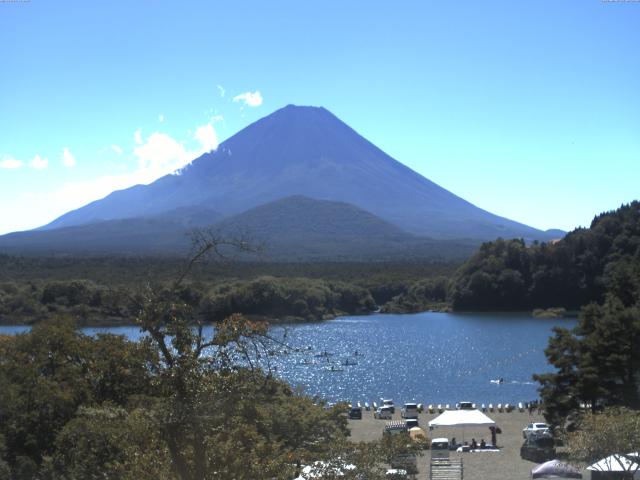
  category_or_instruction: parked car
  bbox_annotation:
[520,436,555,463]
[383,399,395,414]
[385,469,408,477]
[401,402,419,419]
[457,401,473,410]
[390,453,417,474]
[522,422,550,439]
[374,406,393,419]
[431,438,450,459]
[349,406,362,419]
[405,418,419,429]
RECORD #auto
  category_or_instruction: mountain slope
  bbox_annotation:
[0,196,478,261]
[41,105,559,241]
[210,196,478,260]
[0,206,222,254]
[0,197,477,260]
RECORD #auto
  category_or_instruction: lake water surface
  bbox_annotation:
[0,312,575,406]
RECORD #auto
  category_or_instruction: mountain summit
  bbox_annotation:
[42,105,554,241]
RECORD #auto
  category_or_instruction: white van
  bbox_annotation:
[374,406,393,419]
[401,402,419,419]
[431,438,450,459]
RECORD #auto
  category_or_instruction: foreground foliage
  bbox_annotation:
[564,408,640,479]
[0,315,397,479]
[0,237,405,479]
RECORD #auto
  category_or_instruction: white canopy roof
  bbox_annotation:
[428,409,495,427]
[587,453,639,472]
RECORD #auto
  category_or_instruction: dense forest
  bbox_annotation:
[0,256,457,326]
[449,201,640,311]
[2,202,639,326]
[498,203,640,429]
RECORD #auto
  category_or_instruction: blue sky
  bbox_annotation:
[1,0,638,235]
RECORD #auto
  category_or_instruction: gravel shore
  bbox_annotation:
[347,407,588,480]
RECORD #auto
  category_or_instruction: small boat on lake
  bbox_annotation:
[316,350,335,358]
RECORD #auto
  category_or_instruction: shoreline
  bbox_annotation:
[0,307,578,329]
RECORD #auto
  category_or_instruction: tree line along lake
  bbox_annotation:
[0,311,575,405]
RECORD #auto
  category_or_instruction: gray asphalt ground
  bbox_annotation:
[347,407,588,480]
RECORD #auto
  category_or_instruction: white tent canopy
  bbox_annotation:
[428,409,495,428]
[587,452,640,473]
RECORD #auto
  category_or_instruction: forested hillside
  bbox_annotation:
[449,201,640,311]
[0,256,457,325]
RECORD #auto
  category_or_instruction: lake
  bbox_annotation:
[0,312,575,406]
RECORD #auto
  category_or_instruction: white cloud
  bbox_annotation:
[217,84,226,97]
[62,147,76,167]
[1,123,220,234]
[132,123,218,179]
[0,157,24,169]
[233,90,263,107]
[111,144,123,155]
[29,155,48,170]
[211,114,224,122]
[158,114,164,123]
[134,132,191,178]
[194,124,218,153]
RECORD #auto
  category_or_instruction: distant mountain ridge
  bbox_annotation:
[0,105,564,259]
[0,196,478,260]
[40,105,559,241]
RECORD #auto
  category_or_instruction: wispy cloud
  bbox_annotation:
[7,123,220,234]
[194,124,218,153]
[62,147,76,167]
[233,90,263,107]
[0,157,24,169]
[29,155,48,170]
[217,84,226,97]
[2,154,49,170]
